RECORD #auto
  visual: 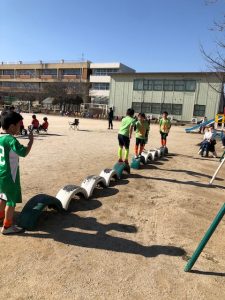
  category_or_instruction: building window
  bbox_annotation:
[193,105,206,117]
[2,70,14,75]
[132,102,142,112]
[172,104,182,115]
[143,80,153,91]
[42,69,57,76]
[161,103,172,114]
[62,69,81,75]
[132,102,183,115]
[92,83,110,90]
[133,78,196,92]
[142,103,151,113]
[92,68,118,76]
[151,103,161,114]
[16,69,35,76]
[163,80,174,91]
[2,82,17,87]
[153,80,163,91]
[174,80,185,91]
[1,81,39,90]
[133,79,143,90]
[185,80,196,91]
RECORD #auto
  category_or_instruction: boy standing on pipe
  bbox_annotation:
[135,113,150,158]
[159,111,171,147]
[0,111,33,234]
[118,108,135,165]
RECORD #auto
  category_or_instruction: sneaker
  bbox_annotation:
[134,155,138,159]
[118,159,123,163]
[124,159,129,165]
[138,154,142,158]
[1,225,24,235]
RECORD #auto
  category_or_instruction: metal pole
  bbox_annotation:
[184,203,225,272]
[209,157,225,185]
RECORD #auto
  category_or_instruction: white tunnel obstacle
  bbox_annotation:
[81,175,107,198]
[141,151,153,164]
[55,147,168,211]
[149,150,157,161]
[99,169,118,187]
[19,145,170,230]
[141,147,168,164]
[56,185,88,210]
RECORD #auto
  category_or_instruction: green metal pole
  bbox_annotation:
[184,203,225,272]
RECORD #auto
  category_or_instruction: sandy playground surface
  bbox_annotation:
[1,113,225,300]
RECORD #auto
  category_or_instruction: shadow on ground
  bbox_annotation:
[189,269,225,277]
[147,176,225,189]
[155,168,224,181]
[23,210,186,258]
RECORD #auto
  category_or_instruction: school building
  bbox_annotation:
[0,60,91,102]
[109,72,224,122]
[0,60,135,106]
[89,62,135,104]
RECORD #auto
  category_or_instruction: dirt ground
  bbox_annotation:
[0,113,225,300]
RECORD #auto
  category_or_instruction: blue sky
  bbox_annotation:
[0,0,224,71]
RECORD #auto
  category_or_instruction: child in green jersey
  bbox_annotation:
[159,111,171,147]
[0,111,33,234]
[118,108,135,164]
[135,113,150,158]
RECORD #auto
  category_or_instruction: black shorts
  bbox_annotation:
[118,134,130,149]
[160,131,168,139]
[136,138,145,146]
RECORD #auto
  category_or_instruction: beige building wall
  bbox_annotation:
[109,73,223,121]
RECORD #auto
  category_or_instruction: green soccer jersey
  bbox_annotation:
[119,116,135,137]
[0,134,27,206]
[135,120,150,139]
[159,118,171,133]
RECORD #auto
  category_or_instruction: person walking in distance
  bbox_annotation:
[108,107,114,129]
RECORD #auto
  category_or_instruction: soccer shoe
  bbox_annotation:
[134,155,138,159]
[124,159,129,165]
[118,159,123,163]
[1,225,24,235]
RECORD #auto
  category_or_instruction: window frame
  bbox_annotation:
[174,80,185,91]
[172,104,183,115]
[133,79,143,91]
[193,104,206,117]
[185,80,196,92]
[163,80,174,91]
[153,80,163,91]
